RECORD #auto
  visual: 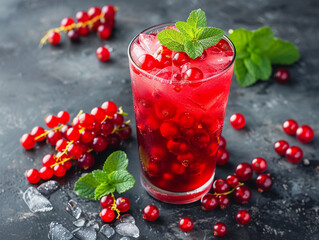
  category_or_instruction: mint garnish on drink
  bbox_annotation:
[158,9,224,59]
[229,27,300,87]
[74,151,135,200]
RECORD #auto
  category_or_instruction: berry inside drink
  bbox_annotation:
[128,23,235,203]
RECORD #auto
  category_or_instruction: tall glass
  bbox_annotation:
[128,23,236,203]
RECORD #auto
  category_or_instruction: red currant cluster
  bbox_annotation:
[274,119,314,164]
[21,101,132,184]
[99,194,131,222]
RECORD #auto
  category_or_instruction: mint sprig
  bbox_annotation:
[158,9,224,59]
[229,27,300,87]
[74,151,135,200]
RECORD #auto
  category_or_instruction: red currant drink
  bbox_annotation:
[128,23,235,203]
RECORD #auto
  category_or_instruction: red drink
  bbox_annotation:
[128,23,235,203]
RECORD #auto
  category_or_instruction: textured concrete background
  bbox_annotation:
[0,0,318,239]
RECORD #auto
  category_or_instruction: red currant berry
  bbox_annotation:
[67,29,80,42]
[77,152,95,170]
[78,26,90,36]
[213,222,227,237]
[230,113,246,129]
[256,174,273,192]
[62,160,72,170]
[101,101,118,116]
[76,11,89,22]
[178,217,193,232]
[191,129,210,148]
[183,68,204,81]
[282,119,298,135]
[97,25,111,40]
[57,111,70,124]
[116,197,131,212]
[296,125,314,143]
[112,114,124,126]
[160,121,179,139]
[47,131,62,146]
[216,148,229,166]
[48,32,61,46]
[79,113,94,129]
[233,185,251,204]
[274,68,290,84]
[138,54,157,70]
[213,179,230,193]
[61,17,75,28]
[285,146,303,163]
[236,210,251,225]
[20,133,36,149]
[100,208,115,222]
[106,134,121,148]
[179,112,196,129]
[100,194,114,208]
[90,107,106,123]
[155,102,177,120]
[53,164,66,177]
[42,154,56,167]
[96,46,110,62]
[156,54,172,68]
[173,52,190,66]
[60,125,69,138]
[102,5,116,19]
[274,140,289,156]
[251,157,267,173]
[235,162,253,181]
[167,138,188,155]
[88,6,102,31]
[143,205,159,221]
[219,136,226,149]
[201,193,218,211]
[218,195,230,209]
[26,169,40,184]
[30,126,46,141]
[56,139,68,152]
[104,18,115,29]
[72,116,80,128]
[80,129,95,143]
[66,127,81,141]
[100,120,114,136]
[116,124,132,140]
[39,166,54,180]
[45,115,59,128]
[226,174,239,188]
[67,143,83,159]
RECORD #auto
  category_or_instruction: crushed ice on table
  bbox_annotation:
[72,227,97,240]
[99,224,115,238]
[73,218,86,227]
[118,214,135,224]
[66,199,82,219]
[115,222,140,238]
[48,222,72,240]
[86,220,99,231]
[37,180,60,196]
[23,187,53,213]
[119,237,130,240]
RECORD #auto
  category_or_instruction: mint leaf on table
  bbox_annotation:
[158,9,224,59]
[229,26,300,87]
[74,151,135,200]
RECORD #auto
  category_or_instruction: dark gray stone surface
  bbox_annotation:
[0,0,318,239]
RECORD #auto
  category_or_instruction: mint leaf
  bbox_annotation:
[110,169,135,194]
[244,55,271,81]
[157,29,185,52]
[197,27,225,49]
[249,27,274,52]
[185,40,204,59]
[234,59,257,87]
[74,173,99,200]
[175,21,194,40]
[95,183,115,200]
[264,38,300,65]
[92,170,109,183]
[250,52,262,66]
[229,28,252,53]
[187,9,207,29]
[103,151,128,174]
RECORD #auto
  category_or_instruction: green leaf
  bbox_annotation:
[187,9,207,29]
[197,27,224,49]
[109,170,135,194]
[92,170,109,183]
[157,29,185,52]
[74,173,99,200]
[185,40,204,59]
[264,38,300,65]
[103,151,128,174]
[234,59,257,87]
[94,183,115,200]
[249,27,274,52]
[251,52,262,66]
[229,28,252,52]
[175,21,195,40]
[244,55,271,81]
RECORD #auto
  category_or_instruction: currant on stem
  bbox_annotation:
[116,197,131,212]
[201,193,218,211]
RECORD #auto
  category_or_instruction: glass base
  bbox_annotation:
[141,173,215,204]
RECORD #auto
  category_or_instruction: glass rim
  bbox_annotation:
[127,22,236,84]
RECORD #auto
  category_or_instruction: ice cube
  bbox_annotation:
[73,218,86,228]
[99,224,115,238]
[119,214,135,224]
[139,34,161,56]
[48,222,72,240]
[37,180,60,196]
[66,199,82,219]
[154,66,180,82]
[86,220,99,231]
[119,237,130,240]
[115,222,140,238]
[23,187,53,213]
[130,42,147,63]
[72,227,97,240]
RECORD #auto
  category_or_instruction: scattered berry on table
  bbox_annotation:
[233,185,251,204]
[274,140,289,156]
[226,174,239,188]
[256,174,273,192]
[216,148,229,166]
[251,157,267,173]
[178,217,193,232]
[230,113,245,129]
[201,193,218,211]
[96,46,110,62]
[143,205,160,221]
[235,162,253,181]
[296,125,314,143]
[282,119,298,135]
[213,222,227,237]
[236,210,251,225]
[219,136,227,149]
[274,68,290,84]
[285,146,303,163]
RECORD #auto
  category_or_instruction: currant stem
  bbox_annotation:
[118,106,128,116]
[214,182,244,196]
[110,192,121,219]
[34,125,64,141]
